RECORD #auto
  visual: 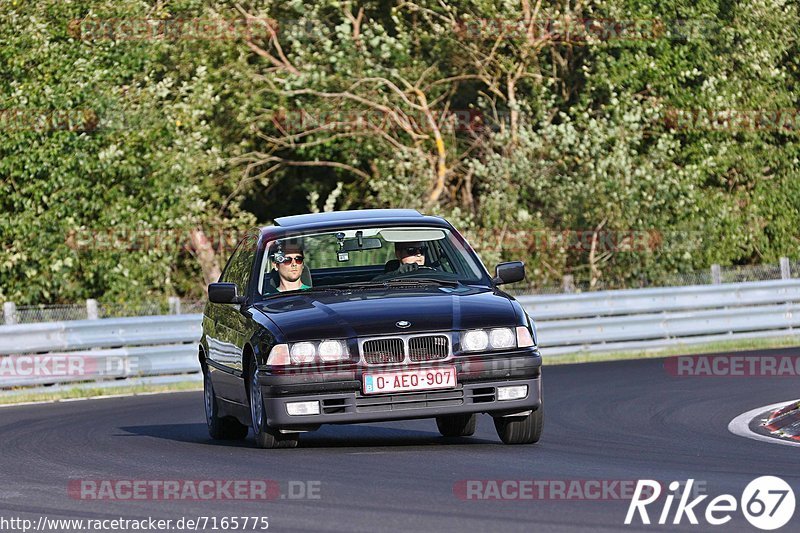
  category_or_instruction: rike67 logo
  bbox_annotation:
[625,477,795,530]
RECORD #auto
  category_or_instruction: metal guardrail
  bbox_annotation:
[0,314,202,356]
[520,279,800,356]
[0,344,198,388]
[517,279,800,320]
[0,315,202,390]
[1,279,799,390]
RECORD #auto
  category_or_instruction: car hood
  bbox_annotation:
[254,286,518,341]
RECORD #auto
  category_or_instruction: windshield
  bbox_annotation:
[257,226,489,296]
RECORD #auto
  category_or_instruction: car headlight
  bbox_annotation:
[290,342,316,364]
[489,327,516,349]
[462,330,489,352]
[318,340,349,362]
[462,327,522,352]
[267,340,350,365]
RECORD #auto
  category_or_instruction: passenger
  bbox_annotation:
[270,242,311,292]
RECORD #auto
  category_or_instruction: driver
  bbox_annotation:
[392,241,428,274]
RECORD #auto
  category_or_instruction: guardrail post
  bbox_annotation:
[168,296,181,315]
[562,275,575,293]
[3,302,17,325]
[711,264,721,284]
[780,257,791,280]
[86,299,98,320]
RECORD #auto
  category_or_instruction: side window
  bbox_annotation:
[220,232,258,294]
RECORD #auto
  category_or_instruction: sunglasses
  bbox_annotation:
[278,255,304,265]
[401,246,427,256]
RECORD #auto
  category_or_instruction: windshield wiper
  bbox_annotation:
[260,286,346,298]
[384,278,459,287]
[325,281,389,289]
[302,286,348,292]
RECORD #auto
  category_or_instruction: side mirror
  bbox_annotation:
[208,282,245,304]
[494,261,525,285]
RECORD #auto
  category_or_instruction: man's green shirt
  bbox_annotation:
[277,283,311,292]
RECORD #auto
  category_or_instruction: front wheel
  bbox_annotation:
[204,366,249,440]
[248,360,298,449]
[436,414,477,437]
[493,408,543,445]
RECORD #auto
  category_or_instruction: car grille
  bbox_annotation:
[409,335,449,362]
[360,334,451,364]
[362,338,405,364]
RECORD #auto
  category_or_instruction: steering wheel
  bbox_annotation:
[396,265,437,274]
[383,265,438,278]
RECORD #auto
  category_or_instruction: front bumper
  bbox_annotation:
[259,352,542,429]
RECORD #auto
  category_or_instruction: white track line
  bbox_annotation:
[728,399,800,448]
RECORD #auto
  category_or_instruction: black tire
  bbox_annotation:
[436,413,477,437]
[204,367,249,440]
[493,408,543,445]
[248,359,298,449]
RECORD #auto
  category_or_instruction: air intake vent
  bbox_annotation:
[362,338,405,364]
[408,335,449,361]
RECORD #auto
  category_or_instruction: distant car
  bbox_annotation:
[200,209,543,448]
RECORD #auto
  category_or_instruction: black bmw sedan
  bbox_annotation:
[200,209,543,448]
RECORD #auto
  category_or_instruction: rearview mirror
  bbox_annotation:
[342,237,382,252]
[494,261,525,285]
[208,282,245,304]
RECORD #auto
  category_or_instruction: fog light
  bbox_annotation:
[286,401,320,416]
[497,385,528,401]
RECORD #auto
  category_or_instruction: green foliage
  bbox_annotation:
[0,0,252,304]
[1,0,798,304]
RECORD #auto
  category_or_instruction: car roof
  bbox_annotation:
[273,209,424,227]
[259,209,452,239]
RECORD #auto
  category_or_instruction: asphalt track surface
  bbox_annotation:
[1,349,799,533]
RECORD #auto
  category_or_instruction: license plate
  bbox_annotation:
[362,366,457,395]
